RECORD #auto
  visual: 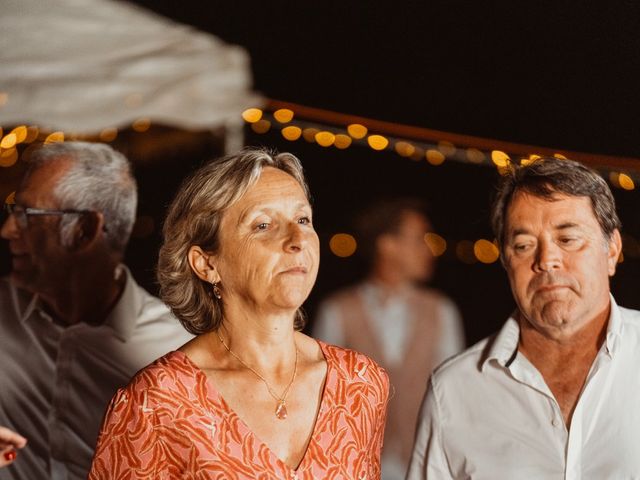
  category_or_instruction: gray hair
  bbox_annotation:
[157,147,310,335]
[491,157,621,250]
[26,141,137,253]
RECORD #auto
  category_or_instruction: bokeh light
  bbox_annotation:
[0,148,18,167]
[251,119,271,134]
[132,118,151,132]
[273,109,294,123]
[44,132,64,144]
[619,173,635,190]
[438,141,456,158]
[424,232,447,256]
[347,124,368,139]
[395,141,415,157]
[473,239,500,264]
[465,148,485,164]
[1,133,17,149]
[426,149,445,166]
[281,126,302,141]
[99,128,118,142]
[329,233,357,258]
[302,128,320,143]
[334,134,352,149]
[315,131,335,147]
[367,135,389,151]
[11,126,27,143]
[5,191,16,204]
[491,150,511,167]
[241,108,263,123]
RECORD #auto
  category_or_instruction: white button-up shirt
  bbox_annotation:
[407,296,640,479]
[0,267,193,480]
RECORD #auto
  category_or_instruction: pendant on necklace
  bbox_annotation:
[275,400,288,420]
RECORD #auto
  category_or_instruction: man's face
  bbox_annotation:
[1,161,72,295]
[502,191,621,341]
[386,211,435,282]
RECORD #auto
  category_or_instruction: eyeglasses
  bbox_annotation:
[3,203,95,230]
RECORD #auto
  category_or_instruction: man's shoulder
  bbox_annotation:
[431,334,496,382]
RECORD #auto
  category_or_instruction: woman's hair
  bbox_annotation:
[157,147,311,335]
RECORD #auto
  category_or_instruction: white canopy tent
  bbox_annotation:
[0,0,262,148]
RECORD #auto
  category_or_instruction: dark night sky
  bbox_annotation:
[130,1,640,158]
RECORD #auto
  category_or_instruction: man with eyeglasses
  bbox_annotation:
[0,141,192,480]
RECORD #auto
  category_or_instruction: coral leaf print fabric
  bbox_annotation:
[89,341,389,479]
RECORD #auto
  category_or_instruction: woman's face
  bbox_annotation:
[213,167,320,315]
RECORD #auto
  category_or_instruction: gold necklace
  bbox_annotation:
[217,329,298,420]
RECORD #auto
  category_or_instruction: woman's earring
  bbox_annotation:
[212,282,222,300]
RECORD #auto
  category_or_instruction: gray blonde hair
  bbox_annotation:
[491,157,621,251]
[26,141,137,253]
[157,147,311,335]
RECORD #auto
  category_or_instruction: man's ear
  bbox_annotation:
[607,229,623,276]
[188,246,221,284]
[68,211,103,251]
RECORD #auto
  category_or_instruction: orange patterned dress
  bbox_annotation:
[89,341,389,479]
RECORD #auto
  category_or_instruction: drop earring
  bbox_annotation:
[212,282,222,299]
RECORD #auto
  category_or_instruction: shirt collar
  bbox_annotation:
[102,265,140,342]
[482,294,622,371]
[481,313,520,371]
[604,294,622,356]
[11,264,140,341]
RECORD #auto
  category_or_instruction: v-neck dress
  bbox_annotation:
[89,341,389,479]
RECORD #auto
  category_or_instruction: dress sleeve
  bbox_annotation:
[89,386,172,479]
[406,376,453,480]
[368,364,390,479]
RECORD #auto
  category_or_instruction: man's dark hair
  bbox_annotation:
[491,157,621,249]
[355,197,428,266]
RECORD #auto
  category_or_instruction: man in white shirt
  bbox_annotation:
[408,157,640,479]
[314,198,464,480]
[0,142,193,480]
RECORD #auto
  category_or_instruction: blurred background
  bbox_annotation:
[2,0,639,345]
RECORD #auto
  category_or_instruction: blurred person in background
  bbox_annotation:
[314,198,464,479]
[0,142,192,480]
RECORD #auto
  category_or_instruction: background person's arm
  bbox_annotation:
[0,426,27,468]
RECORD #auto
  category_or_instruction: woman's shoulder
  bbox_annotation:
[318,340,389,387]
[119,350,200,399]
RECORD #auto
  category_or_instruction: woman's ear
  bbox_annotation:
[188,246,221,284]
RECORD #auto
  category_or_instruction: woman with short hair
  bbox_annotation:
[89,147,389,479]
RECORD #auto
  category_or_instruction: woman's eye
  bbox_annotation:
[298,216,311,225]
[256,222,269,230]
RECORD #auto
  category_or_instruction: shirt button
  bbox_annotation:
[551,418,561,427]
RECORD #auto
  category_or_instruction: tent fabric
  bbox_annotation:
[0,0,262,133]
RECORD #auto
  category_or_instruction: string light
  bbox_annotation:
[242,108,263,123]
[315,131,335,147]
[367,134,388,151]
[329,233,357,258]
[281,126,302,141]
[347,124,368,139]
[273,109,294,123]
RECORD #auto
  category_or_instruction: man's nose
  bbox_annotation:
[533,241,562,272]
[0,212,20,240]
